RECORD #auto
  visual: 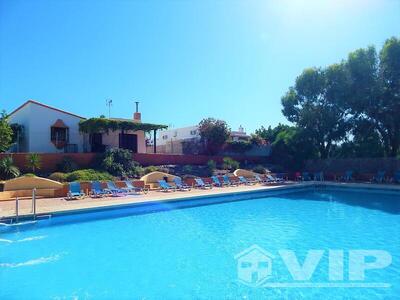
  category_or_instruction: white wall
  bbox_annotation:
[9,102,84,153]
[157,125,199,145]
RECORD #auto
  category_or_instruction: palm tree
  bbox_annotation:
[0,156,20,180]
[26,153,41,174]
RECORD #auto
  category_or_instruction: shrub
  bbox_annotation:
[26,153,41,173]
[132,166,145,178]
[157,166,170,174]
[101,148,142,177]
[144,165,159,174]
[57,156,78,173]
[207,160,216,176]
[66,169,114,182]
[182,165,193,174]
[226,141,252,153]
[0,156,20,180]
[49,172,68,182]
[143,165,169,175]
[253,165,266,174]
[23,173,36,177]
[222,157,240,172]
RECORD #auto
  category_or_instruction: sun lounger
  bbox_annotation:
[372,171,386,183]
[173,177,191,191]
[211,176,225,187]
[223,175,239,186]
[124,180,148,194]
[266,174,284,183]
[238,176,256,185]
[340,170,353,182]
[194,178,213,189]
[254,174,268,184]
[66,182,85,200]
[90,181,111,198]
[157,180,176,192]
[105,181,127,196]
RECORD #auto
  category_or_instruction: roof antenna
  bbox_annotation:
[106,99,113,118]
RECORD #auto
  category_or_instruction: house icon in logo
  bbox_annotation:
[234,245,274,286]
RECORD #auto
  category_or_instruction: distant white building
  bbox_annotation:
[157,125,199,146]
[231,125,250,142]
[157,125,250,146]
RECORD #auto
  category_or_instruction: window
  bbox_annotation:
[190,130,197,135]
[51,127,68,142]
[162,135,168,140]
[50,119,70,149]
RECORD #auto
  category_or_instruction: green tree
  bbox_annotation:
[26,153,42,174]
[281,65,350,158]
[270,127,318,170]
[198,118,230,155]
[255,124,291,143]
[0,111,13,153]
[344,38,400,157]
[378,37,400,156]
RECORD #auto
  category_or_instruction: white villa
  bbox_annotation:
[8,100,165,154]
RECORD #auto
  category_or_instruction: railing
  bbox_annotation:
[5,189,38,224]
[15,197,19,223]
[32,188,37,220]
[64,144,78,153]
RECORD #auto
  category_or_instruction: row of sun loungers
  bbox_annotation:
[66,180,148,200]
[158,174,285,193]
[67,170,400,199]
[66,174,288,199]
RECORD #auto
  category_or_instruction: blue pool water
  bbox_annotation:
[1,187,399,299]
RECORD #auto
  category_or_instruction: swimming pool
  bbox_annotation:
[1,186,399,299]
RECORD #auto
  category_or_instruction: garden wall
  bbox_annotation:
[305,158,400,174]
[0,153,266,173]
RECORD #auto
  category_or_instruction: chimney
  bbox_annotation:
[133,101,141,122]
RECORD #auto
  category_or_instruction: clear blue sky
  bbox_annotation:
[1,0,399,133]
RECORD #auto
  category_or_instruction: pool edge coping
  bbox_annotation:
[2,181,400,222]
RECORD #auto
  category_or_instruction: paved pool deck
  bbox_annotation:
[0,183,294,219]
